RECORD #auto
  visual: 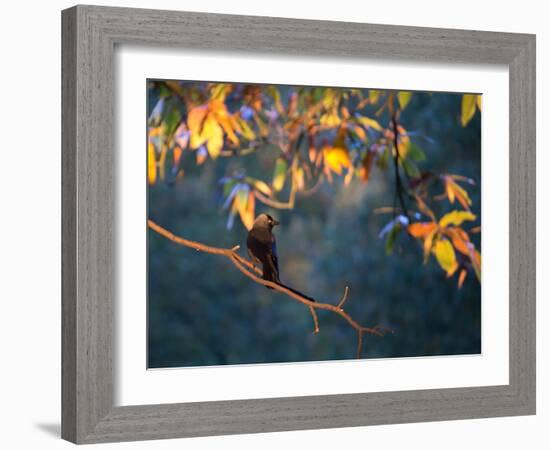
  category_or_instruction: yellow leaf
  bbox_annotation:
[439,211,476,228]
[433,238,458,276]
[369,90,381,104]
[203,115,224,159]
[476,95,482,111]
[444,176,472,210]
[461,94,477,127]
[320,110,341,127]
[324,146,351,176]
[356,116,383,132]
[397,91,412,110]
[238,191,255,230]
[147,142,157,185]
[272,158,288,192]
[215,110,239,145]
[187,106,208,148]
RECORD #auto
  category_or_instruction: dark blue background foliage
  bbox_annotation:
[147,83,481,368]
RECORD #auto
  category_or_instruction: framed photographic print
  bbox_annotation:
[62,5,536,444]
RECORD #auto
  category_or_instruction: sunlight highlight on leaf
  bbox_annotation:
[147,142,157,185]
[439,210,476,228]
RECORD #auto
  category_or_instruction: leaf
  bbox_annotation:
[369,90,381,104]
[272,158,288,192]
[385,224,399,255]
[458,268,467,289]
[324,146,351,176]
[439,211,476,228]
[433,238,458,276]
[476,94,482,111]
[401,157,420,178]
[356,115,383,132]
[444,227,471,256]
[147,142,157,184]
[236,116,256,141]
[246,177,272,196]
[238,190,255,230]
[397,91,412,110]
[444,176,472,210]
[408,222,437,238]
[203,115,224,159]
[188,105,209,148]
[407,142,426,161]
[461,94,477,127]
[469,247,482,281]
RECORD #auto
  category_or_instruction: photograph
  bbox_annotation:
[146,80,482,368]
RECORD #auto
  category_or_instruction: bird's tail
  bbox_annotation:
[271,281,316,303]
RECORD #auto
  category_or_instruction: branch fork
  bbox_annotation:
[148,219,388,358]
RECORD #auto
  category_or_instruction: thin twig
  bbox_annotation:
[148,220,387,358]
[391,113,410,221]
[308,305,320,334]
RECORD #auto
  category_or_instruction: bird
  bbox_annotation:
[246,214,316,302]
[247,213,281,287]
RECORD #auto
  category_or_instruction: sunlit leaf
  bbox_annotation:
[408,222,437,238]
[476,94,482,111]
[237,116,256,141]
[238,190,255,230]
[320,110,341,127]
[348,123,367,142]
[458,268,467,289]
[356,115,383,132]
[444,227,471,255]
[433,238,458,276]
[461,94,477,127]
[293,166,305,190]
[443,176,472,210]
[272,158,288,192]
[203,115,224,159]
[324,145,351,176]
[439,210,476,228]
[188,105,208,148]
[397,91,412,110]
[147,142,157,184]
[246,177,272,196]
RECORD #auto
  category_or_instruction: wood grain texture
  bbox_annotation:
[61,4,536,444]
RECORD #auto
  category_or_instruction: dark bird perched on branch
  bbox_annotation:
[247,214,315,302]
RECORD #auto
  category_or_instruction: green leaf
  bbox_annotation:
[407,142,426,161]
[461,94,477,127]
[397,91,412,110]
[385,223,402,255]
[272,158,288,192]
[401,157,420,178]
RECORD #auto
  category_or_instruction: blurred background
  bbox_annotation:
[147,82,481,368]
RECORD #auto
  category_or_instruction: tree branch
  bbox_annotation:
[148,219,388,358]
[391,113,410,221]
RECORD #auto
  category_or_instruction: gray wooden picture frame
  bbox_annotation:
[61,4,536,444]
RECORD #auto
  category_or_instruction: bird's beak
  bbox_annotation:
[272,219,280,226]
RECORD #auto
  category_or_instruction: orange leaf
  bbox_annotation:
[408,222,437,238]
[458,268,467,289]
[445,227,471,256]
